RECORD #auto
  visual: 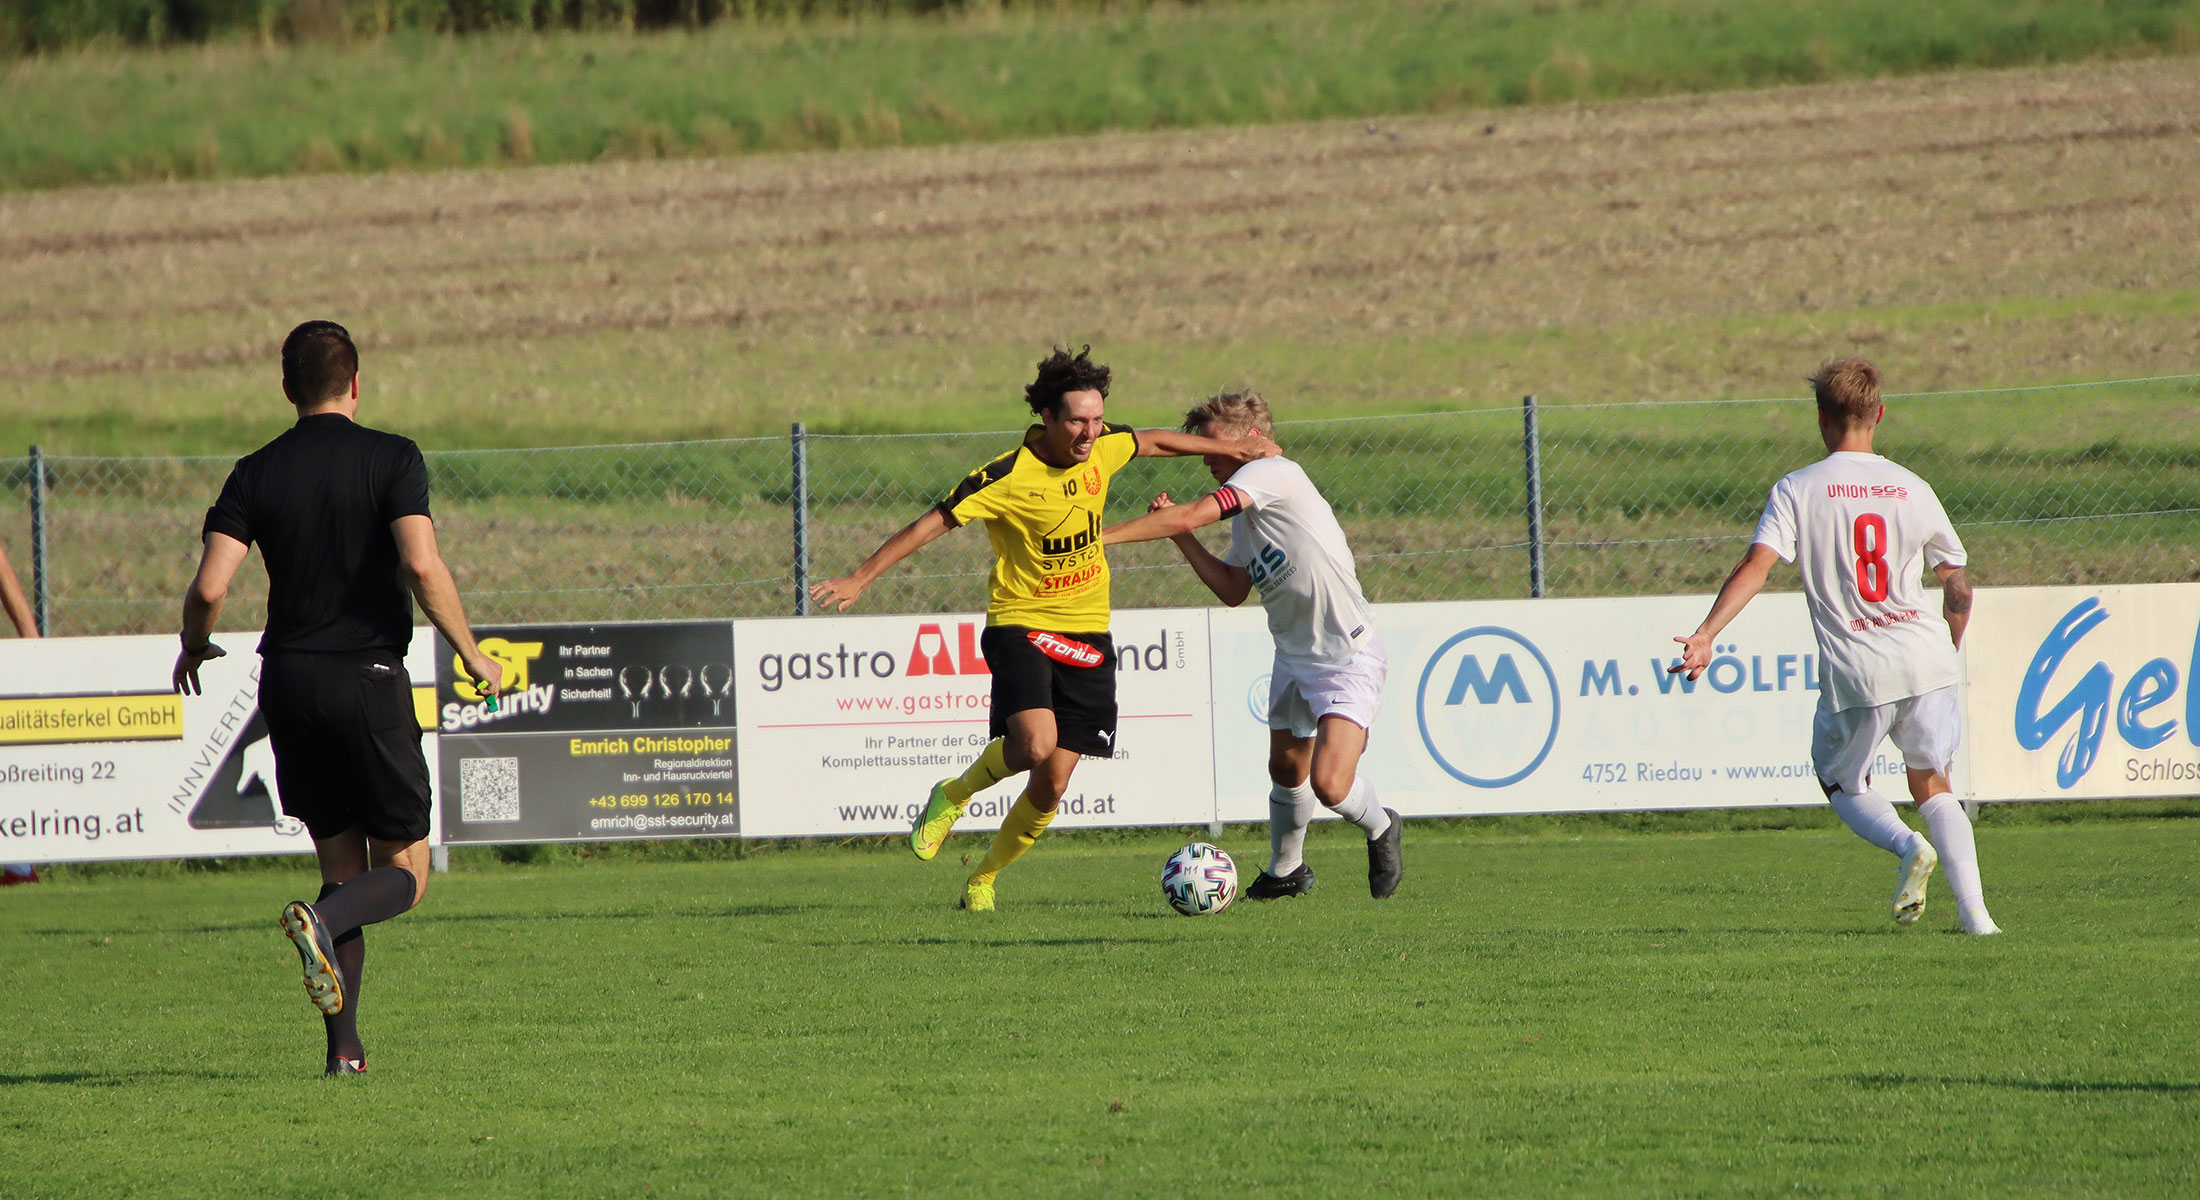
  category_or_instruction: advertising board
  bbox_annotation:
[733,609,1214,837]
[0,632,438,862]
[434,621,738,843]
[1208,593,1937,821]
[1964,583,2200,801]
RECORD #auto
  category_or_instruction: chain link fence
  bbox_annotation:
[6,374,2196,637]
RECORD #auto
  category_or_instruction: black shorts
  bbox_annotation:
[258,649,432,843]
[983,626,1118,758]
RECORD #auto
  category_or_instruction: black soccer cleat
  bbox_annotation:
[1245,863,1316,900]
[323,1055,366,1078]
[1367,808,1404,899]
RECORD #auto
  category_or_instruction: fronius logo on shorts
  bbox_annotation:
[907,622,989,677]
[1028,631,1104,667]
[1415,626,1562,789]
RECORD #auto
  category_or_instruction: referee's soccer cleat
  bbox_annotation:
[910,780,967,861]
[960,879,996,912]
[323,1056,366,1078]
[1892,836,1938,925]
[280,900,345,1016]
[1367,808,1404,899]
[1246,863,1316,900]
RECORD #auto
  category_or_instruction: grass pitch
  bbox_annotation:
[4,811,2195,1197]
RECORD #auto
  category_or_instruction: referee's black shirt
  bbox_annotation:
[202,413,433,654]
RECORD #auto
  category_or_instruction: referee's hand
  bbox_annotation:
[172,642,228,696]
[461,654,506,701]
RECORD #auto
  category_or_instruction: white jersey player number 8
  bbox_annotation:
[1753,453,1966,713]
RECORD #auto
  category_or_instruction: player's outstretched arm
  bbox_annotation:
[395,515,505,699]
[1103,489,1231,546]
[1133,428,1278,462]
[1670,542,1781,680]
[1937,563,1973,649]
[1110,493,1251,606]
[173,531,249,694]
[810,506,954,612]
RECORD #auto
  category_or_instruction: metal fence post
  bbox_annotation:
[1522,397,1545,598]
[791,422,810,616]
[27,445,49,635]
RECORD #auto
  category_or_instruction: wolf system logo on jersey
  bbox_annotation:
[1415,626,1562,788]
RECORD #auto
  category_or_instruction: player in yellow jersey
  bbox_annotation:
[810,346,1276,910]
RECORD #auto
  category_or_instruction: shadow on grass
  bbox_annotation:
[1847,1073,2200,1094]
[0,1070,239,1086]
[821,934,1172,949]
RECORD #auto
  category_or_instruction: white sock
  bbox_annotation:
[1327,776,1390,839]
[1918,794,1995,932]
[1827,787,1916,856]
[1268,782,1317,875]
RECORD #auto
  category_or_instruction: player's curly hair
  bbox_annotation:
[1024,345,1111,416]
[1180,390,1274,439]
[1810,357,1882,426]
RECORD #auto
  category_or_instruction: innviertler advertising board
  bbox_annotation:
[433,621,738,843]
[0,631,439,862]
[732,609,1216,837]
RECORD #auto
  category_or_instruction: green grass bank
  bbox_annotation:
[5,0,2200,190]
[3,811,2195,1196]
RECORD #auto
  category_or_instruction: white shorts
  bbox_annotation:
[1812,684,1961,797]
[1268,635,1386,740]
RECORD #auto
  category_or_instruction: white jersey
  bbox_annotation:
[1220,457,1374,668]
[1752,451,1966,712]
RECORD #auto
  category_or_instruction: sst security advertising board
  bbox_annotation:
[433,621,738,843]
[733,609,1214,837]
[1965,583,2200,800]
[1207,593,1939,821]
[0,632,439,862]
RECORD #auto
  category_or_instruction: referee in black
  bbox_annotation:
[173,320,503,1077]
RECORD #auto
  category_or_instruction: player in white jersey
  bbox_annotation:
[1102,392,1401,899]
[1672,359,1997,934]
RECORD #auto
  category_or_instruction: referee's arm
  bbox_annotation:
[393,516,503,697]
[173,532,249,694]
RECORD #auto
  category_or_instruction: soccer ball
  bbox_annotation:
[1161,842,1238,916]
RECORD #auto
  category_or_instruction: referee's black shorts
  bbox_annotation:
[258,649,433,843]
[982,625,1118,758]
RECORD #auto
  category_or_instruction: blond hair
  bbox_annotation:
[1810,358,1883,426]
[1180,390,1274,440]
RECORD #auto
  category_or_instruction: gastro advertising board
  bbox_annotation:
[733,609,1215,837]
[1964,583,2200,801]
[433,621,739,843]
[0,632,438,862]
[1207,594,1942,822]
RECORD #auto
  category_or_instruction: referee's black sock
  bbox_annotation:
[314,866,417,939]
[314,882,368,1064]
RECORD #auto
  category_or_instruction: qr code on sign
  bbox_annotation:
[459,757,522,823]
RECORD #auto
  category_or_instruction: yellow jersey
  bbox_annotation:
[936,423,1139,631]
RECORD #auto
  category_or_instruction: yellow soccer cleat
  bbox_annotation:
[910,779,967,861]
[960,879,996,912]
